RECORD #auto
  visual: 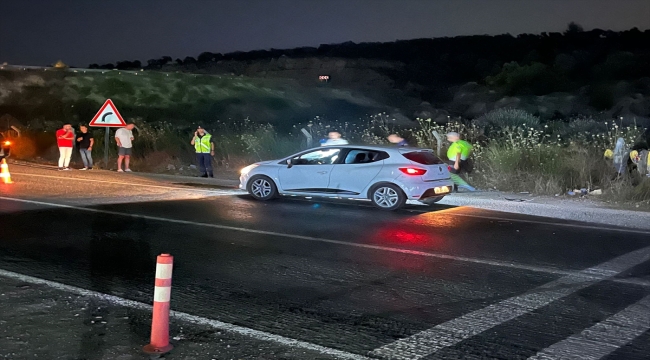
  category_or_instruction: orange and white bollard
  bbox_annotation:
[143,254,174,355]
[0,159,12,184]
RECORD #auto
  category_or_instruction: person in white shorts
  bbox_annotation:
[55,123,75,171]
[115,123,135,172]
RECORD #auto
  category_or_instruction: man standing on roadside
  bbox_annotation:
[190,125,215,177]
[321,131,349,146]
[76,125,94,170]
[56,123,75,171]
[115,123,135,172]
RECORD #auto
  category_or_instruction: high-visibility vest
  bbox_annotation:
[447,140,472,161]
[194,134,212,153]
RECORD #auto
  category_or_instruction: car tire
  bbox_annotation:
[247,175,278,201]
[369,183,406,211]
[420,196,444,205]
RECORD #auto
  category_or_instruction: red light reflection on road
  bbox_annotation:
[368,208,476,272]
[376,228,430,244]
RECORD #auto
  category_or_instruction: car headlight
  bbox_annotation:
[240,164,259,175]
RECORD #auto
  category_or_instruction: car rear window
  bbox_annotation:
[402,151,445,165]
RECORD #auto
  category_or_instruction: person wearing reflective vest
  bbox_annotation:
[190,126,215,178]
[446,132,476,192]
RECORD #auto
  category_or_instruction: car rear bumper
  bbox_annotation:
[398,178,454,200]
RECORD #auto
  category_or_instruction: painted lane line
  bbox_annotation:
[11,172,242,194]
[13,171,650,235]
[443,212,650,236]
[286,197,650,236]
[529,294,650,360]
[0,269,368,360]
[370,245,650,360]
[1,196,649,289]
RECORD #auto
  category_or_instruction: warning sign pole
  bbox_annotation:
[104,127,109,169]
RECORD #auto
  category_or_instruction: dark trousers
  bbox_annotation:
[448,159,472,174]
[448,159,473,191]
[197,153,213,177]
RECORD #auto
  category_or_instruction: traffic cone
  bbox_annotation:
[143,254,174,355]
[0,159,12,184]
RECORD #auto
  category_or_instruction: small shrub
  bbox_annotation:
[480,108,540,130]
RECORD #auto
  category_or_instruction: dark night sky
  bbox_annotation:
[2,0,649,67]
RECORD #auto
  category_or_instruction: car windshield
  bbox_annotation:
[294,149,341,165]
[402,151,444,165]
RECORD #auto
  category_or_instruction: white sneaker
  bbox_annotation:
[63,167,71,171]
[79,167,88,171]
[125,169,132,172]
[117,169,124,172]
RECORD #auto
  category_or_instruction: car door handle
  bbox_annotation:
[317,171,328,174]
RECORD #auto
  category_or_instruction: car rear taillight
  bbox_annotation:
[447,165,453,172]
[399,167,427,176]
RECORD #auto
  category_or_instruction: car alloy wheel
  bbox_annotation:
[251,178,273,199]
[373,186,400,208]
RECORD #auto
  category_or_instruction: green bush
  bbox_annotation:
[486,62,570,95]
[480,108,540,129]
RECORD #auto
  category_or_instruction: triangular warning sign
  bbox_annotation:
[89,99,127,127]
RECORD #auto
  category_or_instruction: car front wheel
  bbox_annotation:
[370,183,406,211]
[247,175,278,201]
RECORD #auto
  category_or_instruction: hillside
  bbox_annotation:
[0,68,400,131]
[4,27,650,131]
[91,26,650,124]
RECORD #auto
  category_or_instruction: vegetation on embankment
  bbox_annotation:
[7,108,650,204]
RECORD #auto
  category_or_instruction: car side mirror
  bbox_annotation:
[287,159,293,168]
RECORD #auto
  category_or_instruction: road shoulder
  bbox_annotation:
[0,275,341,360]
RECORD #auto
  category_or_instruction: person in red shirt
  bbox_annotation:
[55,124,75,170]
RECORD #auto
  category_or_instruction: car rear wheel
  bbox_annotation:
[247,175,278,201]
[370,183,406,211]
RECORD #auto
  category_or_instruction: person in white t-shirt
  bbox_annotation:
[115,123,135,172]
[321,131,349,146]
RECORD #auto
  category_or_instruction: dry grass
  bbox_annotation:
[11,109,650,203]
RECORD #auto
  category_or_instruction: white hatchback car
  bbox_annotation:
[239,145,454,210]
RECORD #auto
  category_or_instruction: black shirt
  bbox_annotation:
[77,132,93,149]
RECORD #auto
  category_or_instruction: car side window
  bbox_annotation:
[343,150,388,164]
[292,149,341,165]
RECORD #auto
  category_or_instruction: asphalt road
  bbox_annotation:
[1,164,650,359]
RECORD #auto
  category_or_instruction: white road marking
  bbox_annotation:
[529,294,650,360]
[439,212,650,236]
[370,245,650,360]
[1,196,649,289]
[11,170,650,235]
[10,172,241,193]
[289,197,650,236]
[0,269,368,360]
